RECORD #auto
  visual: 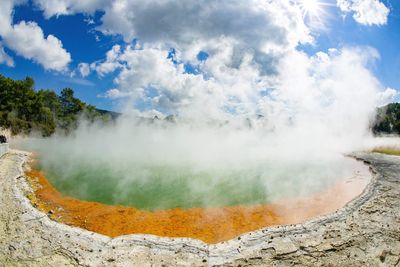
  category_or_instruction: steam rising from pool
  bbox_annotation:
[18,116,376,210]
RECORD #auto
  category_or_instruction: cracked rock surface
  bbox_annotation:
[0,150,399,266]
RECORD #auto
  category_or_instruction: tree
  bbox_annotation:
[0,74,115,136]
[373,103,400,135]
[60,88,85,114]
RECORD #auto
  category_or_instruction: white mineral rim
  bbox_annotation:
[0,149,399,266]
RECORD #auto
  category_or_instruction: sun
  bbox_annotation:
[299,0,322,18]
[300,0,321,16]
[297,0,334,28]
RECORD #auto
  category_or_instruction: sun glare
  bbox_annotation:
[300,0,322,17]
[302,0,320,14]
[297,0,333,28]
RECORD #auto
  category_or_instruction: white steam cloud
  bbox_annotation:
[18,116,375,210]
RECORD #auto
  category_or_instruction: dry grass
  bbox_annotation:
[372,147,400,156]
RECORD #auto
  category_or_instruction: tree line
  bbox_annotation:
[0,74,114,137]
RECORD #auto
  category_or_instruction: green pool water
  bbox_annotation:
[41,163,267,209]
[36,157,362,211]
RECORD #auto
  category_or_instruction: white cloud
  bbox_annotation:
[377,88,398,106]
[337,0,390,26]
[0,44,14,67]
[0,0,71,71]
[102,45,223,117]
[62,0,312,117]
[99,0,311,61]
[102,0,310,44]
[90,45,122,76]
[76,45,123,78]
[33,0,107,18]
[100,88,135,99]
[3,21,71,71]
[0,1,14,36]
[78,62,91,77]
[35,0,312,73]
[0,0,26,35]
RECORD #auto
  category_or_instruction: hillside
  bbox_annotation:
[95,108,121,120]
[373,103,400,135]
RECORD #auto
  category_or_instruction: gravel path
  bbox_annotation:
[0,150,399,266]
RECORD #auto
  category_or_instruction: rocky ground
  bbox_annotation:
[0,150,399,266]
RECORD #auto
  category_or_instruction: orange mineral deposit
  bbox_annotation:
[25,166,369,244]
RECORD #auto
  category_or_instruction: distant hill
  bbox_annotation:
[95,109,121,120]
[373,103,400,135]
[0,74,117,137]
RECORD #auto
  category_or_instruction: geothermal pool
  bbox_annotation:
[26,154,372,243]
[18,123,374,243]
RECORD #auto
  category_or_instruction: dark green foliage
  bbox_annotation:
[0,74,114,137]
[373,103,400,135]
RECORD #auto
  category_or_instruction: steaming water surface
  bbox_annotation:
[18,122,373,211]
[33,156,369,210]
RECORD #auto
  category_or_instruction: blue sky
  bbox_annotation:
[0,0,399,112]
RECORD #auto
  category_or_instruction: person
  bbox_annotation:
[0,135,7,144]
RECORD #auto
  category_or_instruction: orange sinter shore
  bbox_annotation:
[25,163,370,244]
